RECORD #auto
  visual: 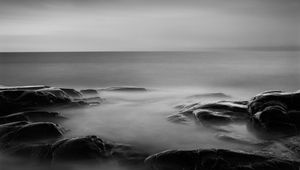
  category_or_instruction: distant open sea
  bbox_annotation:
[0,50,299,97]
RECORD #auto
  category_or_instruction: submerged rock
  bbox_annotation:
[145,149,300,170]
[80,89,99,96]
[187,92,231,99]
[101,86,147,92]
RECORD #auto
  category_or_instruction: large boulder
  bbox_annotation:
[0,121,63,144]
[247,90,300,138]
[51,136,149,165]
[0,89,72,114]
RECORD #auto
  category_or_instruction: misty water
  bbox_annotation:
[0,51,299,169]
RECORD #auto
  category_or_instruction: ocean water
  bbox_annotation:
[0,51,299,169]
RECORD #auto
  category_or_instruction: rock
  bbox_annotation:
[145,149,300,170]
[6,144,52,162]
[0,111,66,124]
[0,86,102,115]
[248,91,300,115]
[0,122,63,144]
[247,90,300,138]
[169,101,249,126]
[80,89,99,96]
[167,114,191,124]
[51,136,110,162]
[51,136,149,165]
[0,89,72,114]
[101,86,147,92]
[194,109,232,125]
[199,101,248,113]
[0,85,50,91]
[60,88,83,99]
[187,93,231,99]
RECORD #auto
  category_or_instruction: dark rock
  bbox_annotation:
[60,88,83,99]
[51,136,110,162]
[248,91,300,115]
[101,86,147,92]
[247,90,300,138]
[6,144,52,162]
[199,101,248,113]
[80,89,99,96]
[170,101,249,126]
[51,136,149,165]
[194,109,232,125]
[145,149,300,170]
[0,122,63,144]
[0,89,72,114]
[0,111,66,124]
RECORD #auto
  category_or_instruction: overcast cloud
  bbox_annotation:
[0,0,299,51]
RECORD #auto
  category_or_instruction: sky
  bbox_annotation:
[0,0,299,51]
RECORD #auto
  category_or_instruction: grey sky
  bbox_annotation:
[0,0,299,51]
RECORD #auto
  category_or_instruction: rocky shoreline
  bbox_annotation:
[0,85,300,169]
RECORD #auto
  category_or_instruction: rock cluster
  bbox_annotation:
[1,86,300,170]
[0,86,148,168]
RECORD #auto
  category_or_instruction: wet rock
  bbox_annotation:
[60,88,83,99]
[0,89,72,114]
[248,91,300,115]
[167,114,191,124]
[6,144,53,162]
[170,101,249,126]
[145,149,300,170]
[0,85,50,91]
[0,111,66,124]
[199,101,248,113]
[101,86,147,92]
[51,136,149,165]
[0,121,63,144]
[247,90,300,138]
[80,89,99,96]
[194,109,232,125]
[0,86,103,114]
[51,136,110,162]
[187,92,231,99]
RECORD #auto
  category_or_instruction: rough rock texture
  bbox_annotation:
[145,149,300,170]
[169,101,249,126]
